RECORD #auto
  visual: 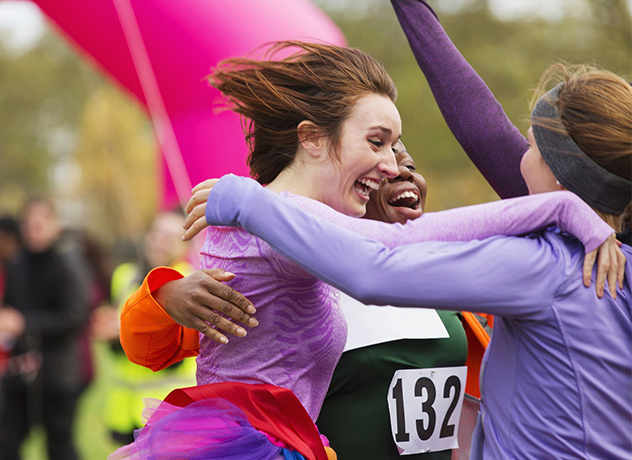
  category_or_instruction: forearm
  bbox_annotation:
[236,194,559,318]
[120,267,199,371]
[411,191,612,252]
[391,0,528,198]
[208,176,613,253]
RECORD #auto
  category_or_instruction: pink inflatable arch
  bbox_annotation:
[31,0,346,207]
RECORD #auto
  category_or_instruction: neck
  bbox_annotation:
[265,158,324,202]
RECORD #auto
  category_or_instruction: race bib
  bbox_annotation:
[387,367,467,455]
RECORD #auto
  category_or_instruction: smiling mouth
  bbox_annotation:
[355,178,380,199]
[388,190,420,210]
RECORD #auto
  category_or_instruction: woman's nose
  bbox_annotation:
[378,153,399,179]
[393,163,413,182]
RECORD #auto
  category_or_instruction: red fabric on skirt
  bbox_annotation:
[164,382,328,460]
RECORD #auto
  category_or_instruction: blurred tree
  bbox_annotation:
[74,86,157,252]
[0,32,98,212]
[0,29,159,260]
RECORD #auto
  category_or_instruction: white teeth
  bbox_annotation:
[389,191,419,203]
[358,178,379,191]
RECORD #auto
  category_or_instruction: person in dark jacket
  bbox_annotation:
[0,197,89,460]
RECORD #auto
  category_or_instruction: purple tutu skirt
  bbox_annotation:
[108,397,286,460]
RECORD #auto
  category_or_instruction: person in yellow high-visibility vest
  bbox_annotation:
[92,211,197,444]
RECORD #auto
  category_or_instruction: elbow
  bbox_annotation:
[120,336,169,372]
[119,330,148,368]
[118,321,161,370]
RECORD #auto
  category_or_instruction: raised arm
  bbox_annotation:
[391,0,528,198]
[206,175,613,253]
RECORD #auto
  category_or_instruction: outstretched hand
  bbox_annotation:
[182,179,220,241]
[154,268,258,344]
[583,234,626,299]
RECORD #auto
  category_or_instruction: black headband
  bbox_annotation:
[531,83,631,215]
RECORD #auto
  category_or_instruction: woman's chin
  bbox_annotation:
[393,206,423,222]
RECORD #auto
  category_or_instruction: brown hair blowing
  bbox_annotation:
[209,41,397,185]
[532,64,632,228]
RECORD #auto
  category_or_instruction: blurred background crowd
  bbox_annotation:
[0,0,629,458]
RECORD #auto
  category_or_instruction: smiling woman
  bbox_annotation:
[115,40,622,460]
[265,93,401,217]
[364,141,427,224]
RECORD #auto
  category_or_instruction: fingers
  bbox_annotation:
[594,235,620,299]
[184,202,205,230]
[616,245,626,289]
[186,294,256,344]
[182,214,209,241]
[157,270,258,345]
[583,250,596,288]
[185,180,217,213]
[182,308,243,345]
[594,239,610,298]
[589,234,626,299]
[203,268,236,282]
[185,189,211,215]
[199,273,257,317]
[606,238,618,299]
[183,179,220,239]
[191,178,220,195]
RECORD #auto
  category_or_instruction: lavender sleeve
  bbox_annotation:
[207,178,570,319]
[207,175,612,253]
[391,0,528,198]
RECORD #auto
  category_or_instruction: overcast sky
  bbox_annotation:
[0,0,630,51]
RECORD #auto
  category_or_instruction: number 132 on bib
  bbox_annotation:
[387,367,467,455]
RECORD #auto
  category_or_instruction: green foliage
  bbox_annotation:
[0,30,157,255]
[0,32,101,212]
[74,86,158,248]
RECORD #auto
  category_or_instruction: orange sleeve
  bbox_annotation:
[461,311,492,400]
[120,266,200,371]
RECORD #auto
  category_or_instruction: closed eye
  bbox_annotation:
[369,139,384,148]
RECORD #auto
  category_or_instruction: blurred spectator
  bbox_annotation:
[91,210,196,445]
[62,229,114,393]
[0,215,21,377]
[0,215,21,299]
[0,197,89,460]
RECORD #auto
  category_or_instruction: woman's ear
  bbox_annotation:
[297,121,327,158]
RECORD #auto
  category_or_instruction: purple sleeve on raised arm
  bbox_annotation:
[391,0,529,198]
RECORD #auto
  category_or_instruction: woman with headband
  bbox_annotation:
[114,39,621,458]
[190,30,632,460]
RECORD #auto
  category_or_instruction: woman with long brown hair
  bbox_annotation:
[191,30,632,460]
[115,40,618,459]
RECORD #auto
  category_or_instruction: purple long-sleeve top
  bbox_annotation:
[391,3,631,455]
[205,175,631,459]
[199,176,609,422]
